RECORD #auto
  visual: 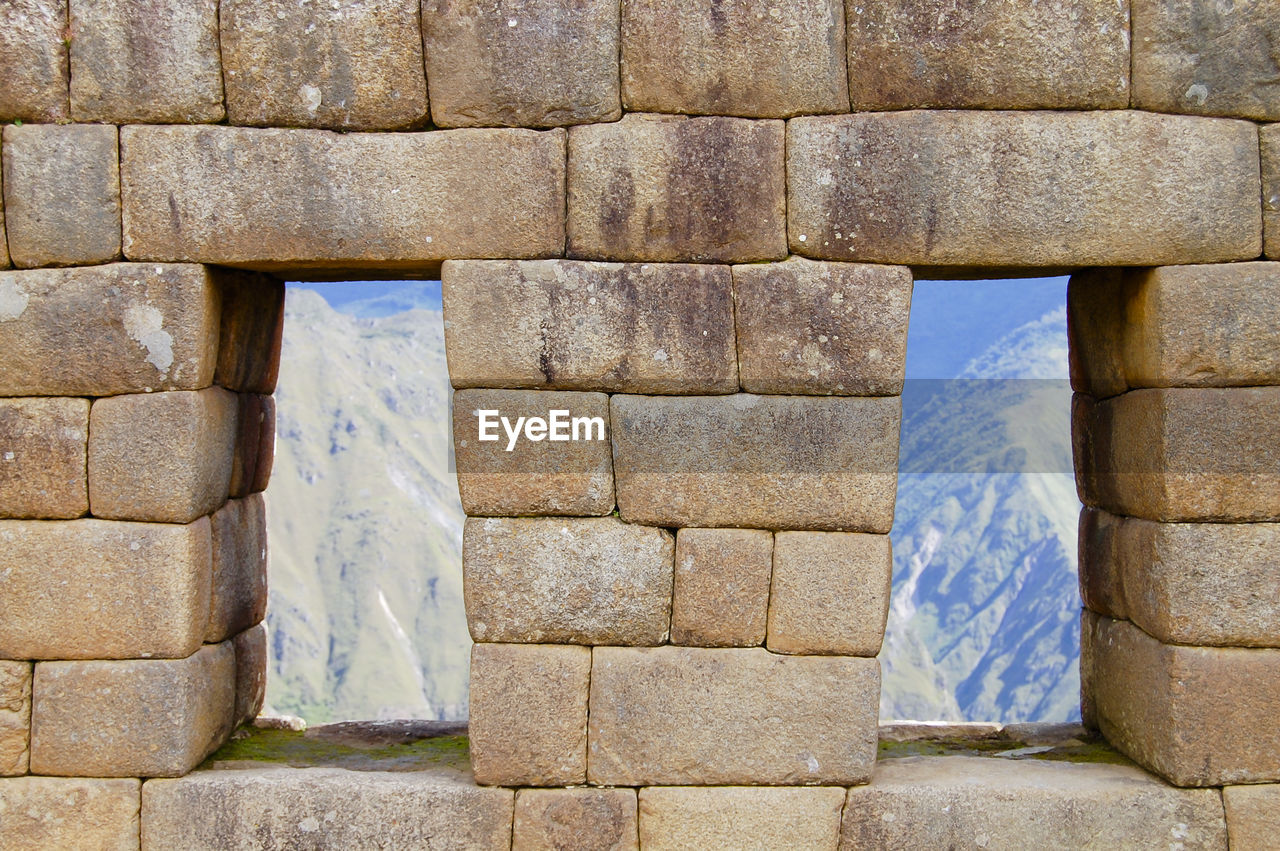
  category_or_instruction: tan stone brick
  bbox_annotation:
[442,259,737,394]
[1,162,8,269]
[1,123,120,268]
[469,643,590,786]
[788,111,1261,270]
[621,0,847,118]
[1133,0,1280,121]
[215,272,286,395]
[568,114,786,263]
[229,394,275,499]
[0,777,140,850]
[0,661,31,776]
[671,528,772,647]
[1265,125,1278,261]
[733,258,912,395]
[1067,268,1129,399]
[463,517,673,645]
[423,0,620,128]
[88,388,238,523]
[0,0,70,122]
[611,394,900,531]
[639,786,845,850]
[232,623,266,728]
[1076,507,1127,620]
[514,788,638,851]
[453,390,615,516]
[1083,611,1280,786]
[1224,785,1280,851]
[31,642,236,777]
[69,0,223,123]
[0,518,211,660]
[847,0,1130,110]
[588,646,879,785]
[207,496,268,645]
[0,397,88,519]
[767,531,890,656]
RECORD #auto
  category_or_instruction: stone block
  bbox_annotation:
[841,755,1227,848]
[766,531,890,656]
[423,0,620,128]
[232,623,267,728]
[514,788,638,851]
[1,123,120,267]
[215,272,286,395]
[121,125,566,272]
[31,642,236,777]
[0,661,31,776]
[1133,0,1280,120]
[0,263,222,396]
[463,517,673,645]
[788,110,1261,270]
[846,0,1130,110]
[229,394,276,498]
[733,258,912,395]
[0,397,88,519]
[221,0,427,131]
[469,643,590,786]
[142,767,515,850]
[0,0,70,122]
[1,165,7,268]
[621,0,847,118]
[1076,507,1127,620]
[0,518,212,660]
[588,646,879,785]
[1224,785,1280,851]
[639,786,845,850]
[671,528,772,647]
[453,390,615,516]
[0,777,141,850]
[89,388,238,523]
[568,114,786,263]
[442,259,737,394]
[207,495,268,645]
[1265,125,1278,260]
[611,394,900,531]
[1082,611,1280,786]
[69,0,223,123]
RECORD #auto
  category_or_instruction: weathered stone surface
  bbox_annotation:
[469,643,590,786]
[0,263,222,396]
[1083,611,1280,786]
[215,272,286,395]
[89,388,238,523]
[423,0,620,128]
[611,394,900,531]
[514,788,638,851]
[1265,126,1279,260]
[788,111,1261,270]
[767,531,890,656]
[878,721,1003,743]
[0,518,211,660]
[1076,507,1128,620]
[221,0,428,131]
[1133,0,1280,120]
[453,390,615,516]
[122,125,565,272]
[0,777,141,850]
[143,767,515,850]
[463,517,673,645]
[568,114,786,263]
[0,397,88,519]
[846,0,1130,110]
[0,0,70,122]
[31,642,236,777]
[1,123,120,267]
[1074,387,1280,522]
[442,259,737,393]
[621,0,847,118]
[734,258,912,395]
[229,394,276,498]
[0,661,31,776]
[588,647,879,785]
[671,528,772,647]
[639,786,845,850]
[232,623,267,728]
[1224,785,1280,851]
[69,0,223,123]
[842,755,1228,849]
[1,165,7,269]
[207,495,268,645]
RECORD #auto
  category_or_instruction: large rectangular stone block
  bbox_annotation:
[611,394,900,531]
[121,125,566,273]
[0,0,69,122]
[1265,125,1278,260]
[0,777,141,850]
[442,259,738,393]
[588,647,879,785]
[1224,785,1280,851]
[514,788,638,851]
[207,495,268,645]
[639,787,845,850]
[1076,507,1128,620]
[228,394,275,498]
[788,111,1261,270]
[215,272,286,395]
[232,623,266,728]
[568,114,786,263]
[1083,611,1280,786]
[671,528,772,648]
[31,642,236,777]
[0,518,212,660]
[0,397,88,519]
[463,517,673,645]
[0,661,31,776]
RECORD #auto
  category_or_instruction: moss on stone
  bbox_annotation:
[202,726,471,773]
[877,731,1134,767]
